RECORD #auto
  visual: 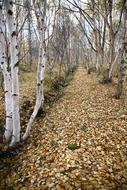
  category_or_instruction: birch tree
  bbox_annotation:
[23,0,47,140]
[114,0,127,99]
[5,0,20,147]
[0,2,12,142]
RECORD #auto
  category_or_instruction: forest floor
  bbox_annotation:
[0,66,127,190]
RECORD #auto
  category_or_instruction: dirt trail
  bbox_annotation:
[1,67,127,190]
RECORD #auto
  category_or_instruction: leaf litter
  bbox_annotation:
[0,67,127,189]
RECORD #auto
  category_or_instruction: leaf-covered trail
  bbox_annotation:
[2,67,127,189]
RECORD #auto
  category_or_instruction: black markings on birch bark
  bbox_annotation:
[6,115,12,119]
[37,83,41,86]
[8,10,13,15]
[11,31,17,37]
[12,94,18,96]
[9,1,13,5]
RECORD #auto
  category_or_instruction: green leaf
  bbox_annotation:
[68,143,80,150]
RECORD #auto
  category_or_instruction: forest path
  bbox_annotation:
[2,66,127,189]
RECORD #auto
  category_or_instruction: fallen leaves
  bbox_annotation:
[0,67,127,189]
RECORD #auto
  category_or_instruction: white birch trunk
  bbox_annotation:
[5,0,20,147]
[0,4,12,141]
[109,49,121,79]
[22,0,47,140]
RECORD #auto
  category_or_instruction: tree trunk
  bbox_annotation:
[115,1,127,99]
[22,0,47,140]
[0,5,12,142]
[27,1,33,66]
[5,0,20,147]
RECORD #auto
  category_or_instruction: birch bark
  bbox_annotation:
[23,0,47,140]
[115,1,127,99]
[5,0,20,147]
[0,3,12,142]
